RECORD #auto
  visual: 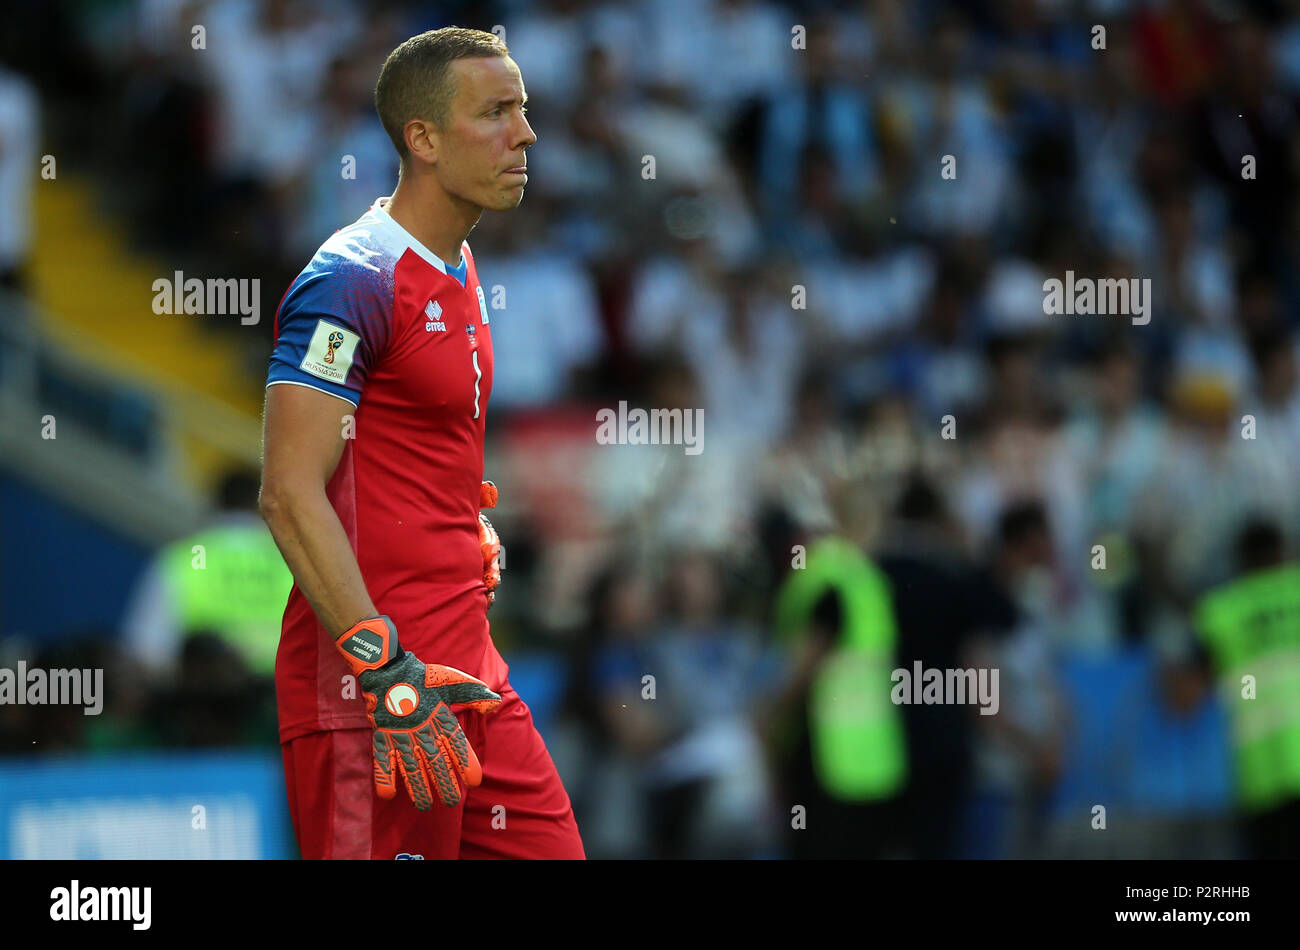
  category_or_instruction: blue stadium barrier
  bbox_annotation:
[0,750,295,858]
[0,470,150,642]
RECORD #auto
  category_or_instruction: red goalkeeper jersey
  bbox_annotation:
[266,196,503,742]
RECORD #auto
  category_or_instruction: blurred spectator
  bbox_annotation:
[201,0,355,189]
[120,468,292,681]
[771,475,1016,858]
[294,52,398,258]
[1061,339,1166,542]
[883,8,1012,238]
[872,476,1017,857]
[563,549,779,858]
[1135,370,1298,597]
[966,500,1069,859]
[754,16,876,232]
[1190,519,1300,859]
[637,549,780,858]
[141,632,277,748]
[476,224,605,409]
[561,562,660,858]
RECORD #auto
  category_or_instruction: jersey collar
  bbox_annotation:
[370,196,466,274]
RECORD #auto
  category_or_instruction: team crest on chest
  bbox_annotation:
[466,323,478,349]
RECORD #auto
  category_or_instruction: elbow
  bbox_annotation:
[259,476,324,536]
[258,480,288,531]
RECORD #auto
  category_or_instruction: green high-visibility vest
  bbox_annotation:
[162,523,294,675]
[774,536,907,801]
[1194,561,1300,812]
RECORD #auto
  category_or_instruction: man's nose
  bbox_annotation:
[515,114,537,149]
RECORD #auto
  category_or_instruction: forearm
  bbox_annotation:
[261,484,376,639]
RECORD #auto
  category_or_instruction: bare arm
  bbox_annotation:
[259,384,375,638]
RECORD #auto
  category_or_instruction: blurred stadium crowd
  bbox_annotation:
[4,0,1300,859]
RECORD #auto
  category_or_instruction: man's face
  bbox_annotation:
[432,56,536,212]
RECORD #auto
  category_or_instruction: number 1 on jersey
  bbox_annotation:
[472,350,482,419]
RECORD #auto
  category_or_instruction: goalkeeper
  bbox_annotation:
[260,27,583,859]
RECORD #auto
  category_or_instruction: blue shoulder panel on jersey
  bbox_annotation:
[267,232,397,406]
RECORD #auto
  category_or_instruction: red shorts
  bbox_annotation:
[281,680,586,859]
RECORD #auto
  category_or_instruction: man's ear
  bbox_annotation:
[404,118,439,166]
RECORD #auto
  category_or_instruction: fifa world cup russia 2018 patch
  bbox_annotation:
[300,319,360,383]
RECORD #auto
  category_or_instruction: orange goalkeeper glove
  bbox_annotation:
[479,480,503,606]
[334,616,501,809]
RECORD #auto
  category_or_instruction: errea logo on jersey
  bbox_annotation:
[300,320,359,383]
[424,299,446,332]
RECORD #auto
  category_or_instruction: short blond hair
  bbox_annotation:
[375,27,510,160]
